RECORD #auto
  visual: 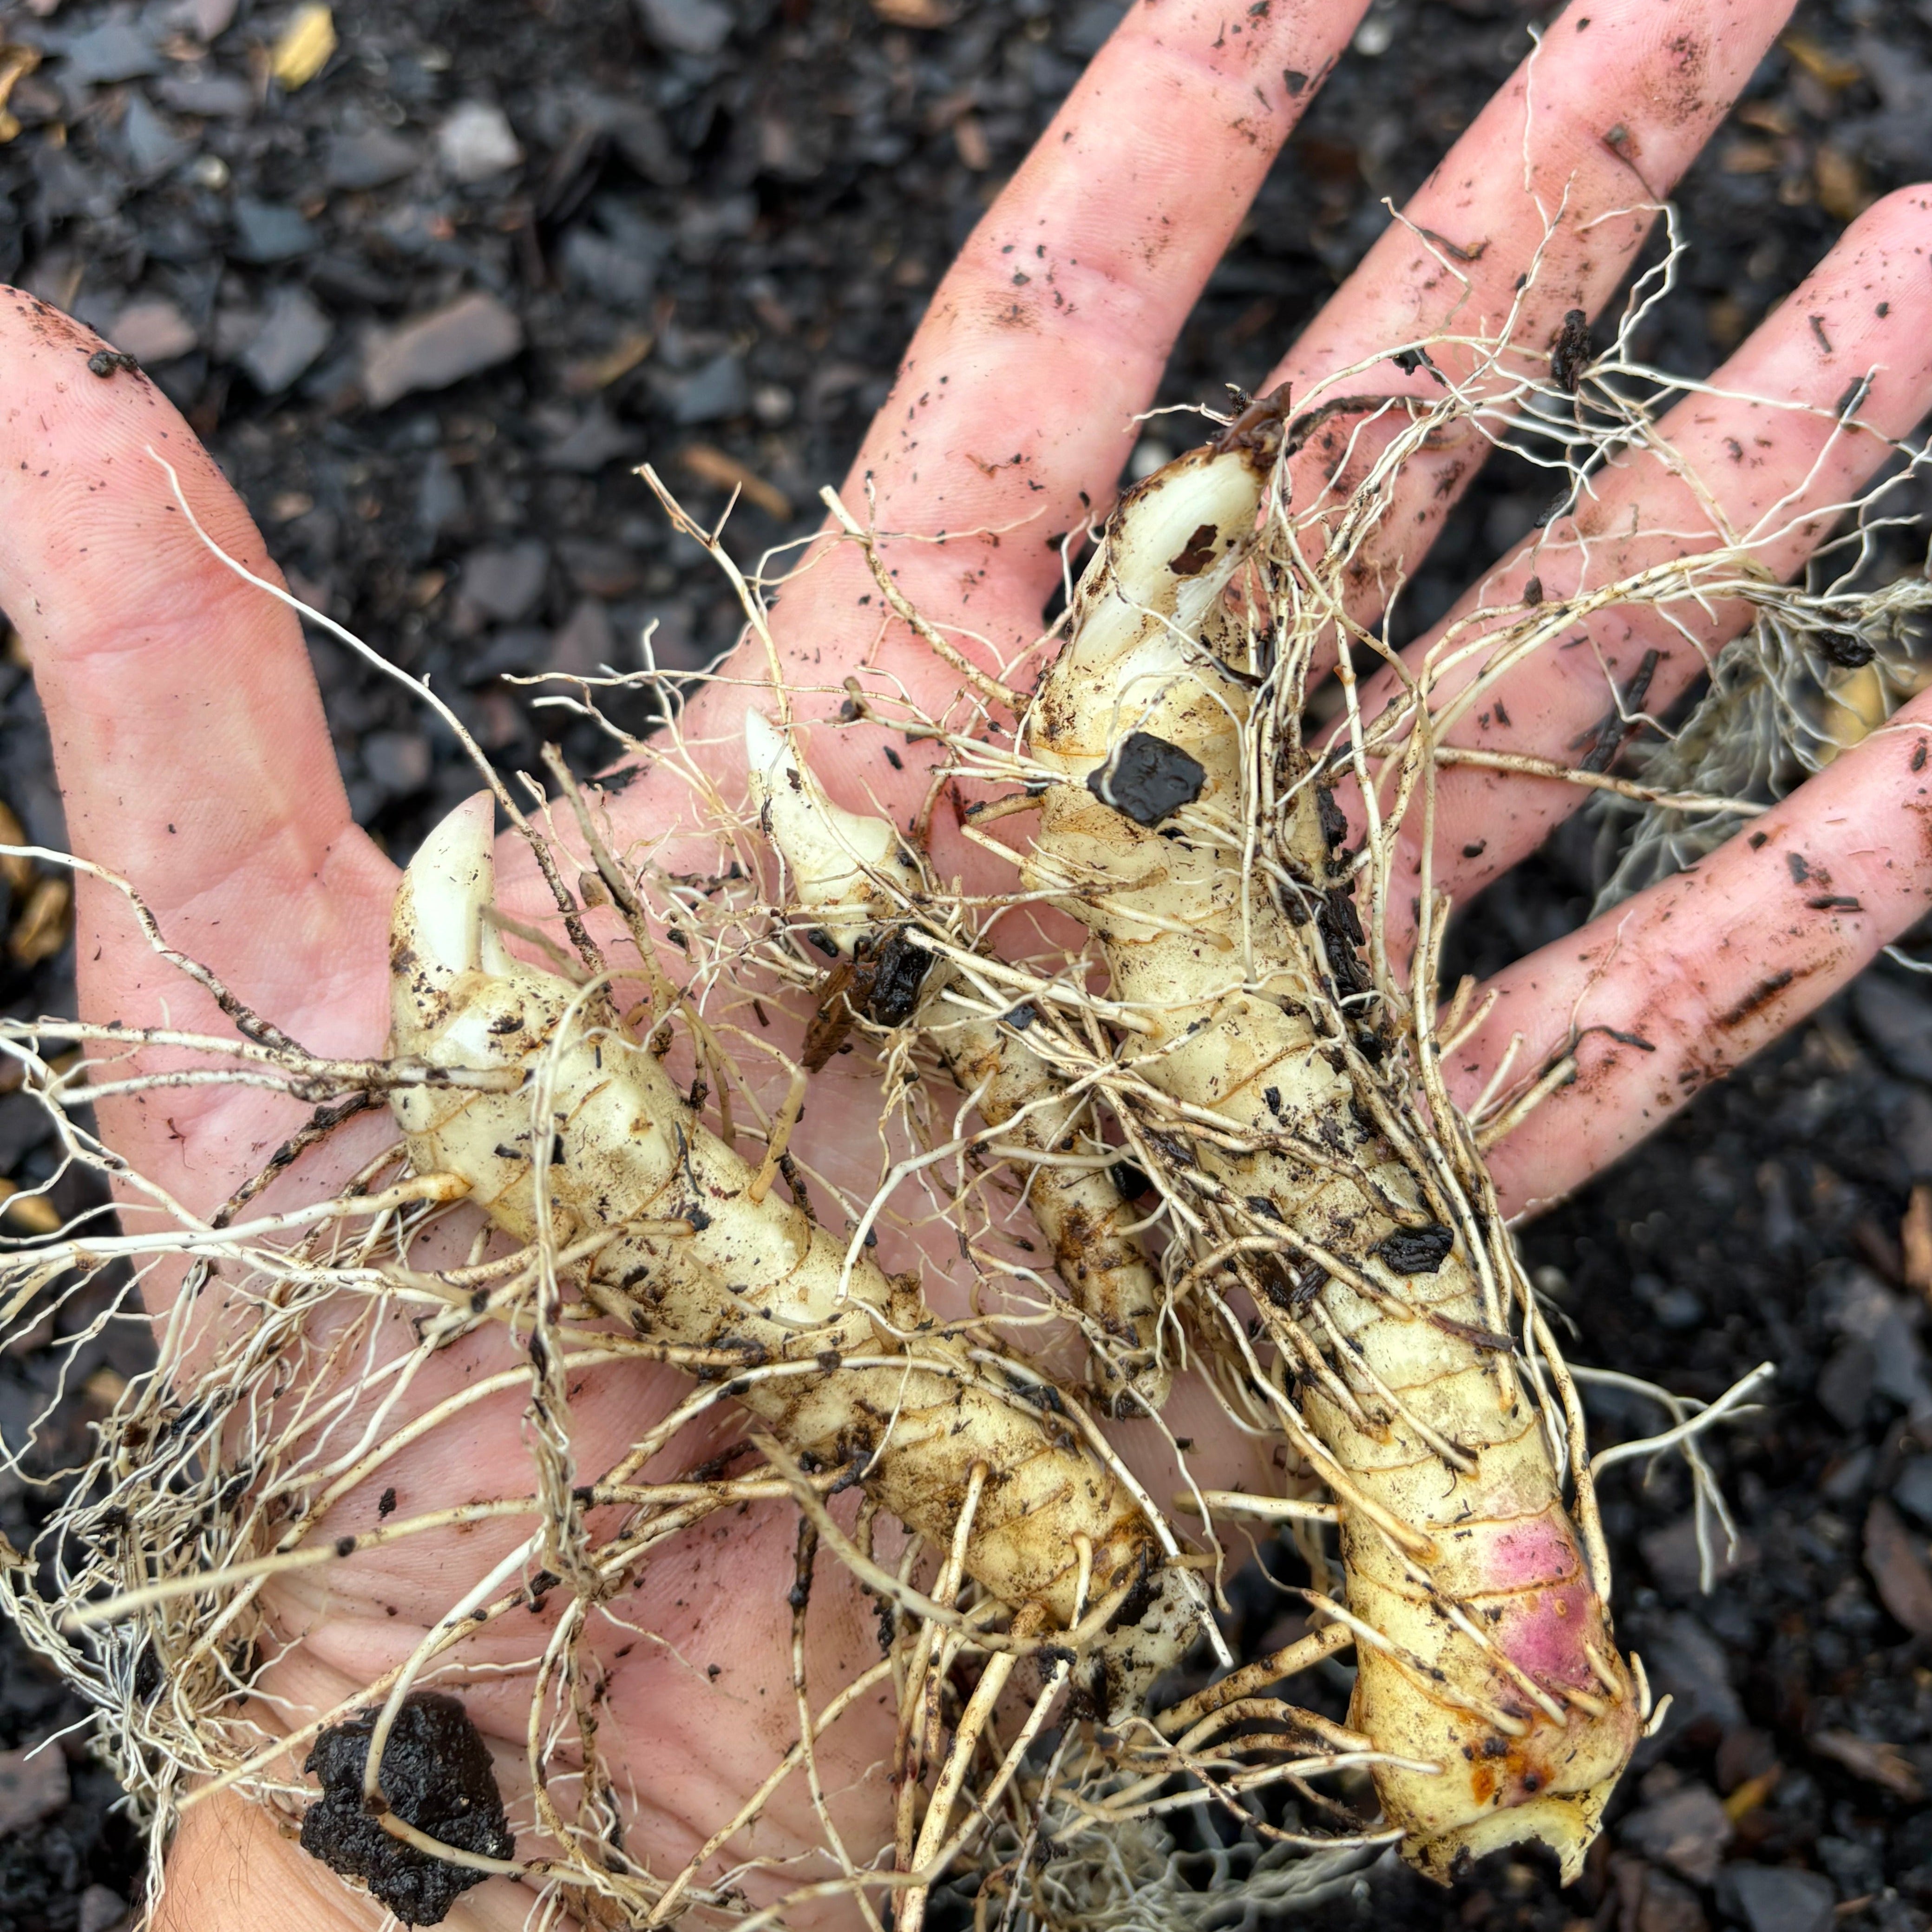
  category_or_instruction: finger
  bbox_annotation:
[1373,185,1932,924]
[0,292,395,1189]
[795,0,1371,615]
[1259,0,1796,609]
[1451,682,1932,1217]
[651,0,1373,791]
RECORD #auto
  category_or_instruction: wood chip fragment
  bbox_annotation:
[1779,30,1861,89]
[0,1180,61,1237]
[679,444,792,521]
[0,801,33,893]
[873,0,955,24]
[1903,1184,1932,1300]
[1864,1497,1932,1638]
[953,114,989,171]
[8,875,70,965]
[1814,146,1869,223]
[1722,1766,1781,1821]
[83,1366,128,1409]
[0,43,41,144]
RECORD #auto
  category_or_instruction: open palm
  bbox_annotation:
[5,1,1932,1925]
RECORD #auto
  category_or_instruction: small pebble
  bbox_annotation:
[108,297,196,365]
[165,0,240,38]
[549,598,616,679]
[238,286,333,394]
[77,1884,130,1932]
[559,228,659,308]
[230,197,316,264]
[436,101,522,184]
[323,125,420,191]
[1724,1865,1835,1932]
[154,70,254,118]
[62,19,165,85]
[1621,1781,1733,1886]
[1893,1455,1932,1527]
[668,351,747,426]
[0,1743,70,1835]
[542,403,635,474]
[118,94,190,181]
[363,730,432,795]
[458,541,549,624]
[634,0,733,57]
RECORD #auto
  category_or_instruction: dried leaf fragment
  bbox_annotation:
[1864,1497,1932,1637]
[680,443,792,520]
[1810,1728,1923,1799]
[0,43,41,144]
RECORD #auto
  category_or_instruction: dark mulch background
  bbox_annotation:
[3,0,1932,1927]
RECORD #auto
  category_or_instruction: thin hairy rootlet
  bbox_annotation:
[389,793,1205,1712]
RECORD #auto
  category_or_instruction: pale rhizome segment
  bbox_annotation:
[744,706,1172,1415]
[1019,397,1641,1881]
[386,794,1206,1716]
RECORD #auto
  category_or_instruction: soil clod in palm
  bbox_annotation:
[299,1690,513,1926]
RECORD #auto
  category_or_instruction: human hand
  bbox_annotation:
[4,0,1931,1925]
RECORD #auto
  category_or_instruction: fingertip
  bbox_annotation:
[0,286,287,645]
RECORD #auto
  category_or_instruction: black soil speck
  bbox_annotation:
[864,928,935,1027]
[1550,308,1593,392]
[1087,730,1207,827]
[299,1691,513,1926]
[1374,1222,1456,1275]
[1817,630,1876,669]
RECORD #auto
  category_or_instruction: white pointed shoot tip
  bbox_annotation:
[398,792,514,977]
[391,794,518,1059]
[744,709,902,951]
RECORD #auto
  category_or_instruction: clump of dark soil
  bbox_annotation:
[2,1,1931,1929]
[299,1691,515,1927]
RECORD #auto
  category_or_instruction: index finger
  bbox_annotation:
[0,294,395,1189]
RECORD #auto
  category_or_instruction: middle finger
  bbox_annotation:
[1257,0,1797,614]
